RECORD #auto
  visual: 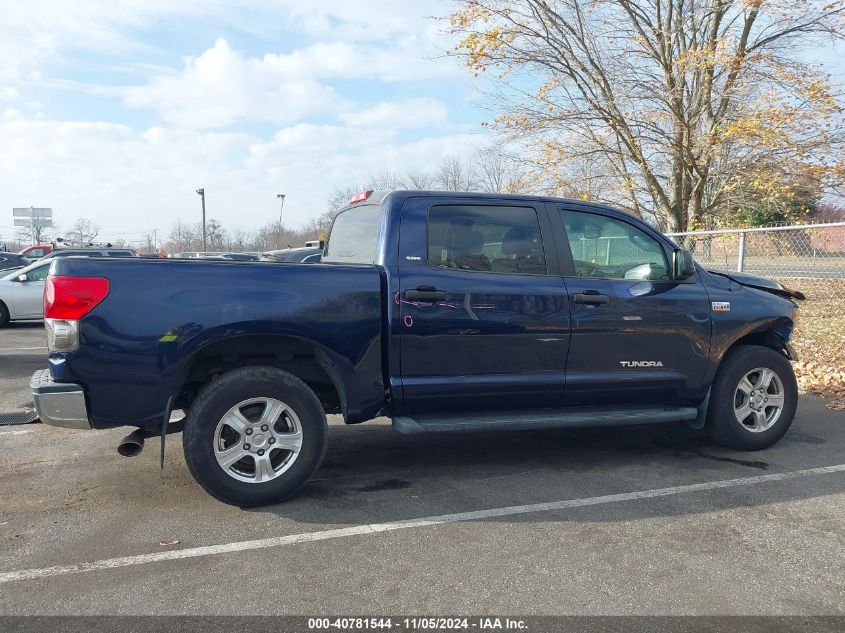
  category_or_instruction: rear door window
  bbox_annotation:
[427,205,547,275]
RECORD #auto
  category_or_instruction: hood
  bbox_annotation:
[707,269,806,301]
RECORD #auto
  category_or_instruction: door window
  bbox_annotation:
[428,205,547,274]
[561,210,668,280]
[25,264,50,282]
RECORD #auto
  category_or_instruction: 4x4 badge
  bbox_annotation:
[712,301,731,312]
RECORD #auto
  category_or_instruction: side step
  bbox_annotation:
[392,406,698,435]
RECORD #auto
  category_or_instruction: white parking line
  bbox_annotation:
[1,462,843,584]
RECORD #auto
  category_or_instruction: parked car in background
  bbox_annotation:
[260,247,322,263]
[37,248,138,262]
[0,252,29,272]
[219,253,261,261]
[0,259,51,326]
[19,244,53,261]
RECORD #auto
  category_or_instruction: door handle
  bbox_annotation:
[573,291,610,305]
[404,286,447,302]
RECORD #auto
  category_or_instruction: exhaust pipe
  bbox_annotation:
[117,429,148,457]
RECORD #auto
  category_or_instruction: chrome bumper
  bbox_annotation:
[31,369,92,430]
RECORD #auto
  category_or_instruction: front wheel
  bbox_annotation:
[183,366,328,506]
[706,344,798,451]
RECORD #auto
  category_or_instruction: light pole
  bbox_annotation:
[196,188,206,253]
[277,193,286,249]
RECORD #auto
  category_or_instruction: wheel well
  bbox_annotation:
[723,330,788,358]
[176,335,343,417]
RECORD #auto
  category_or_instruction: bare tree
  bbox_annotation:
[435,154,479,191]
[67,218,101,245]
[141,231,157,254]
[206,218,228,251]
[403,170,437,189]
[167,219,198,253]
[17,217,54,245]
[366,170,404,191]
[473,146,530,193]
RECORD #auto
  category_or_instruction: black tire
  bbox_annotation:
[707,344,798,451]
[183,366,328,507]
[0,301,9,328]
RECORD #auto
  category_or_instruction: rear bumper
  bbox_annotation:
[31,369,92,430]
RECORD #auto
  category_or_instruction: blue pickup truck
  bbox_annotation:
[31,191,803,506]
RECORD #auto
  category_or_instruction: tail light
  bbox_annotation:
[44,276,109,352]
[45,276,109,320]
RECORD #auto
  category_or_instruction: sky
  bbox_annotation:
[0,1,842,246]
[0,0,489,245]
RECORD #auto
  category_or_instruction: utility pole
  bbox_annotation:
[277,193,286,249]
[196,188,207,253]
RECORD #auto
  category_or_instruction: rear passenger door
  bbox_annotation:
[397,197,571,414]
[551,207,711,406]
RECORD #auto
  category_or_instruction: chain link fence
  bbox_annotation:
[668,222,845,403]
[666,222,845,301]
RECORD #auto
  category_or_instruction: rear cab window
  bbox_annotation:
[323,204,383,264]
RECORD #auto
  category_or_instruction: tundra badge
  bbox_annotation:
[619,361,664,368]
[712,301,731,312]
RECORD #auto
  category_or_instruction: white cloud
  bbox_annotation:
[0,1,480,246]
[340,99,448,129]
[122,39,347,128]
[0,114,484,244]
[0,1,456,83]
[0,87,21,101]
[120,37,457,128]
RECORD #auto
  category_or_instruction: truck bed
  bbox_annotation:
[48,257,384,429]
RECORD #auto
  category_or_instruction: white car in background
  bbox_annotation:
[0,259,51,327]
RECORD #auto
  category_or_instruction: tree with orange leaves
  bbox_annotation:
[447,0,845,230]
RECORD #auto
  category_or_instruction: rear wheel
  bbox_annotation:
[707,345,797,450]
[183,366,328,506]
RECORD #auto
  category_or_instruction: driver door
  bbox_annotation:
[553,207,712,406]
[11,263,49,318]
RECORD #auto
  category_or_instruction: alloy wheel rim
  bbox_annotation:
[733,367,785,433]
[213,397,303,483]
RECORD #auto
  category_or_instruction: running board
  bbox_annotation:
[391,406,698,435]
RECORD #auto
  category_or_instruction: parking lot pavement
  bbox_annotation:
[0,322,46,416]
[0,332,844,615]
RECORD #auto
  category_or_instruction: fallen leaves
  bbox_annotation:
[794,362,845,410]
[780,278,845,411]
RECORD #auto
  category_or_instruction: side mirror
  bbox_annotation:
[14,273,27,282]
[672,249,695,281]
